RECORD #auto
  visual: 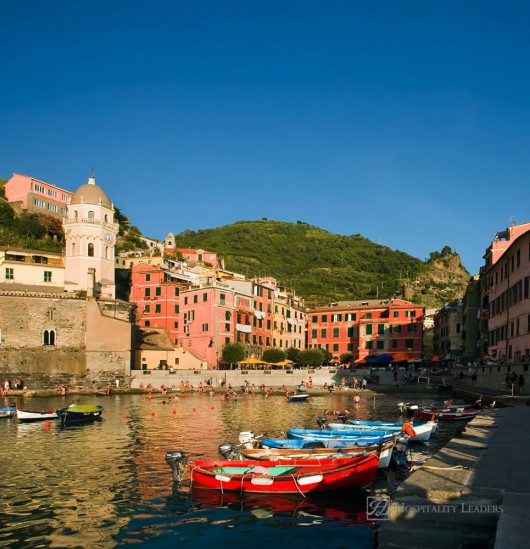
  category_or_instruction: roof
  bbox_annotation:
[71,176,112,208]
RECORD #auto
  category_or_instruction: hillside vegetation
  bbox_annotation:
[171,220,470,308]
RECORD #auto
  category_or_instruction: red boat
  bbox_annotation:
[166,451,379,494]
[417,407,482,421]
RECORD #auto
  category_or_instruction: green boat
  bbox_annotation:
[57,404,104,424]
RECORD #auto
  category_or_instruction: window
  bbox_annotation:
[405,339,413,349]
[174,287,180,296]
[43,329,56,345]
[377,341,384,350]
[220,293,225,304]
[146,274,151,282]
[193,295,198,303]
[322,315,328,322]
[366,341,373,349]
[333,328,339,338]
[393,311,399,318]
[366,313,372,319]
[88,243,94,257]
[225,323,230,331]
[366,324,373,335]
[5,268,13,280]
[202,323,209,331]
[333,344,339,351]
[312,329,317,338]
[312,315,318,323]
[407,324,417,332]
[391,340,398,349]
[145,320,150,327]
[203,293,208,302]
[145,288,151,297]
[144,305,150,314]
[377,324,384,334]
[184,297,188,305]
[155,304,161,313]
[174,305,179,313]
[156,287,161,296]
[347,327,354,337]
[321,329,327,338]
[88,210,94,219]
[44,271,52,282]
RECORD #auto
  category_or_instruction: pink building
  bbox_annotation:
[4,173,72,218]
[480,222,530,363]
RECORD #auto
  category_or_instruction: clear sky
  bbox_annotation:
[2,1,529,276]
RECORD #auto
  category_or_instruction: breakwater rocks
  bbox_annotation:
[377,407,529,549]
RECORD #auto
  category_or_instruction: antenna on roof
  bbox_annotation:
[510,216,516,226]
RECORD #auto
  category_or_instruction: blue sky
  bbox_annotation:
[2,1,530,276]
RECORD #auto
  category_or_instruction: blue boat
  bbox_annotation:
[0,405,16,418]
[286,428,395,443]
[261,437,389,449]
[326,419,437,442]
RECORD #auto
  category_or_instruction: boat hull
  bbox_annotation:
[17,409,58,422]
[57,404,104,424]
[287,428,394,444]
[0,406,16,418]
[326,420,436,442]
[187,455,379,494]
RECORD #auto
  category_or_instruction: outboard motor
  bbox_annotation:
[238,431,256,448]
[165,451,188,482]
[316,416,327,429]
[218,442,241,460]
[395,435,409,453]
[336,413,348,422]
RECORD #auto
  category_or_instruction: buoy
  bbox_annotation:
[192,408,196,412]
[124,413,129,419]
[211,406,215,410]
[43,421,50,430]
[172,409,176,414]
[146,393,152,399]
[151,411,155,416]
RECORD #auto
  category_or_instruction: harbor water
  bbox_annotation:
[0,391,458,548]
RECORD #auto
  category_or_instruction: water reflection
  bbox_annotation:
[0,391,453,548]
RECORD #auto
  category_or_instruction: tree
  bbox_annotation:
[262,348,286,364]
[321,349,333,364]
[299,348,325,366]
[220,343,246,365]
[0,201,15,227]
[286,347,301,364]
[340,352,354,365]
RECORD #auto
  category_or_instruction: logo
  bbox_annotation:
[366,495,391,521]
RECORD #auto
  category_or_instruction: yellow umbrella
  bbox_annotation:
[237,358,267,365]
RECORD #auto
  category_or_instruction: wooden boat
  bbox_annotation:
[0,405,16,418]
[325,419,437,442]
[417,407,482,421]
[236,437,396,468]
[286,428,395,443]
[56,404,104,424]
[17,408,58,422]
[165,451,379,494]
[286,393,309,402]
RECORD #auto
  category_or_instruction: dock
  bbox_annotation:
[377,406,530,548]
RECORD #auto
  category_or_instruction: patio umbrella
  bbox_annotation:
[375,354,393,365]
[391,352,410,363]
[237,358,267,365]
[365,355,379,364]
[354,358,367,364]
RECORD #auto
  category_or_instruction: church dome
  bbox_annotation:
[71,175,112,208]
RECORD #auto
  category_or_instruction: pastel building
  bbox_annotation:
[479,221,530,363]
[433,299,464,360]
[0,247,64,291]
[307,299,424,361]
[4,173,72,218]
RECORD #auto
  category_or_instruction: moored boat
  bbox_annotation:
[325,419,437,442]
[230,436,396,468]
[0,405,16,418]
[56,404,104,424]
[17,408,58,422]
[287,428,395,444]
[165,451,379,494]
[286,393,309,402]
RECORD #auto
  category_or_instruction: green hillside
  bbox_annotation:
[171,220,470,308]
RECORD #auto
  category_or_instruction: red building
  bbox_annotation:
[307,299,424,362]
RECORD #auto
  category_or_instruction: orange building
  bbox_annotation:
[307,298,424,362]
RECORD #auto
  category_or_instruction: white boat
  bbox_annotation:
[325,419,437,442]
[16,408,58,422]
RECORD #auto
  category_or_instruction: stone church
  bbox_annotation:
[0,175,135,389]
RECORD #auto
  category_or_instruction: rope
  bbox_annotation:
[291,475,307,498]
[409,464,470,472]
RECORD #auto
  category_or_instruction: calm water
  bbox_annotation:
[0,391,456,548]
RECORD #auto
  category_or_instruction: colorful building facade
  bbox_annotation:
[307,299,424,361]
